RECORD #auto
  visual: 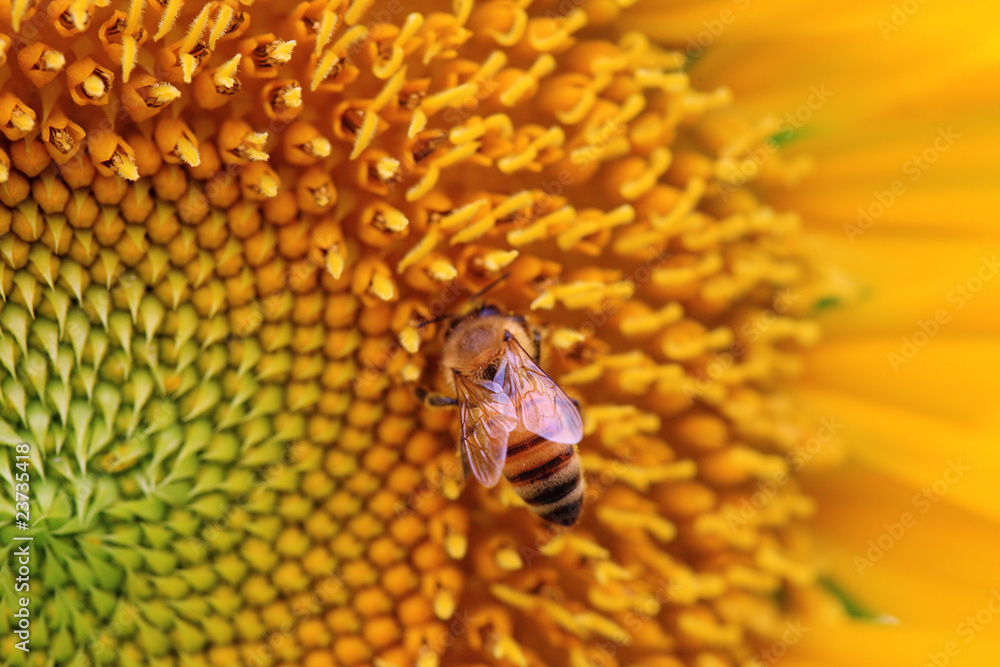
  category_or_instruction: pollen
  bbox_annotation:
[0,0,840,665]
[142,80,182,106]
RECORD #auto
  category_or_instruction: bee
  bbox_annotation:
[418,296,586,526]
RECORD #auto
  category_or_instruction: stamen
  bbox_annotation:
[212,53,242,91]
[283,122,331,164]
[219,122,270,163]
[296,167,337,213]
[311,50,342,91]
[41,112,86,163]
[208,3,233,50]
[155,119,201,167]
[108,151,140,182]
[37,48,67,72]
[252,38,296,69]
[240,163,281,200]
[180,4,211,53]
[299,137,330,159]
[82,74,106,99]
[153,0,183,40]
[268,81,302,112]
[142,81,181,107]
[0,94,36,140]
[58,0,94,33]
[313,10,339,56]
[10,0,33,31]
[374,157,400,183]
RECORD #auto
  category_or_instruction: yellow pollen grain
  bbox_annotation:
[427,258,457,282]
[277,83,303,109]
[550,328,585,350]
[375,157,400,182]
[239,131,270,162]
[148,81,181,105]
[481,249,518,272]
[82,73,107,99]
[495,546,523,571]
[40,48,67,72]
[379,208,409,233]
[400,363,421,383]
[266,39,297,65]
[9,108,34,132]
[369,273,395,301]
[173,136,200,167]
[325,247,345,279]
[398,327,421,354]
[433,589,456,620]
[299,137,330,160]
[67,0,92,31]
[110,152,139,181]
[212,54,242,90]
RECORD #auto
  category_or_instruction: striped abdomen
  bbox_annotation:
[504,432,585,526]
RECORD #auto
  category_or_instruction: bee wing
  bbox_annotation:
[498,335,584,445]
[455,373,518,487]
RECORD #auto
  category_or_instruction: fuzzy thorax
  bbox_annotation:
[440,312,533,392]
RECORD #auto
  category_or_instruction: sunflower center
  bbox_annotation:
[1,0,831,665]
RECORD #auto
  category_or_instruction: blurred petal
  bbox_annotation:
[808,464,1000,623]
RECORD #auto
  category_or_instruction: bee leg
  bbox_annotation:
[416,386,458,408]
[532,327,542,364]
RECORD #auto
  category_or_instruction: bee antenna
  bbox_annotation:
[417,272,513,330]
[416,313,449,329]
[469,272,512,302]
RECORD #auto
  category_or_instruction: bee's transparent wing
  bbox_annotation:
[498,335,583,445]
[455,373,517,487]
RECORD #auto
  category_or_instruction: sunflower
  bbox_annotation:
[1,0,996,666]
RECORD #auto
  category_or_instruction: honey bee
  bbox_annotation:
[418,301,586,526]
